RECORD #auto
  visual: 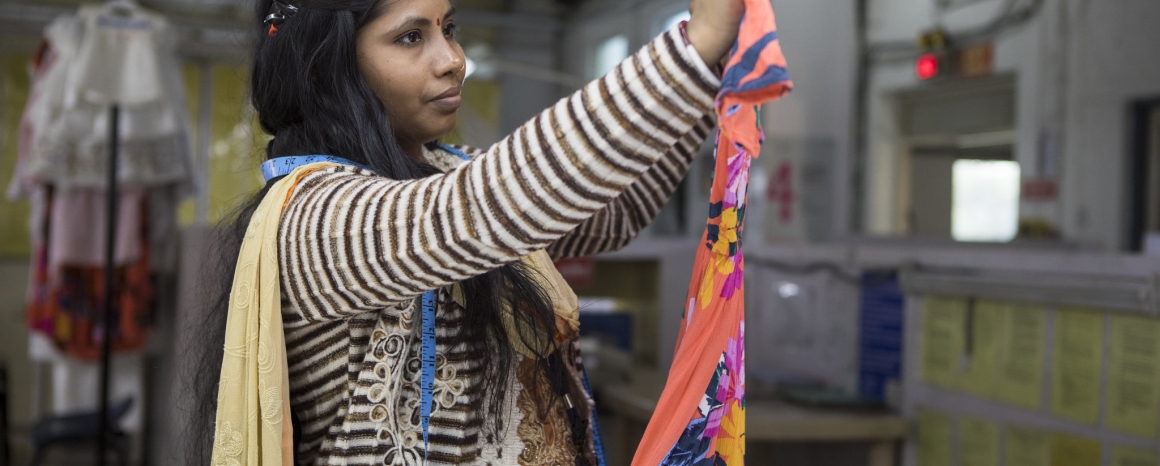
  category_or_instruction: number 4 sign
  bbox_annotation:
[766,160,795,223]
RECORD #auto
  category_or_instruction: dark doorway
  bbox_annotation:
[1127,98,1160,251]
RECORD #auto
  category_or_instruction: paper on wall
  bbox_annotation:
[1050,308,1104,425]
[1005,425,1052,466]
[960,416,999,466]
[996,302,1047,409]
[1049,432,1101,466]
[917,408,954,466]
[1110,444,1160,466]
[922,296,967,389]
[1107,315,1160,439]
[960,299,1002,397]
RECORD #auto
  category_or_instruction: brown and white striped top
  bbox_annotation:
[276,25,719,465]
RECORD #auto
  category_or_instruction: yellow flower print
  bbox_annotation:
[716,401,746,466]
[699,254,738,308]
[713,238,731,256]
[713,207,739,258]
[698,265,716,307]
[713,253,735,275]
[720,207,738,242]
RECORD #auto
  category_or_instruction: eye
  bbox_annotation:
[443,22,458,39]
[397,30,421,45]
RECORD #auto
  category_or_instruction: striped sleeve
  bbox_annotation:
[546,114,715,260]
[278,26,718,322]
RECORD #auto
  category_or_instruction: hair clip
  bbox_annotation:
[263,0,298,35]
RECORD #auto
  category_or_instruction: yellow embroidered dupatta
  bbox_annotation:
[210,163,337,466]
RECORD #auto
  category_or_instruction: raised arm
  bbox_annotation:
[279,26,719,323]
[546,114,715,260]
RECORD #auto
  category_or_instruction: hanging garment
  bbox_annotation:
[8,4,193,196]
[25,187,155,361]
[7,41,56,200]
[12,2,189,360]
[48,187,145,271]
[21,185,178,359]
[632,2,792,465]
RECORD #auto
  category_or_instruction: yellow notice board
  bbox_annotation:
[1006,425,1052,466]
[917,409,954,466]
[960,416,999,466]
[1050,308,1104,425]
[1050,432,1101,466]
[922,297,1051,409]
[1107,315,1160,439]
[960,300,1003,397]
[923,296,966,389]
[1111,445,1160,466]
[996,302,1048,409]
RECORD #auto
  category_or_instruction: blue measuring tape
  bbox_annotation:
[419,290,436,463]
[259,144,468,182]
[259,155,370,181]
[417,144,471,463]
[582,370,608,465]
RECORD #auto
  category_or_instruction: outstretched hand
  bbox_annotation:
[686,0,745,66]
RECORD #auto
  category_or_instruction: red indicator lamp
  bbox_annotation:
[916,53,940,80]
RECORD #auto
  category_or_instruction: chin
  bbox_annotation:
[430,118,458,140]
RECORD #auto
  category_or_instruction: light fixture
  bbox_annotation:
[916,53,940,80]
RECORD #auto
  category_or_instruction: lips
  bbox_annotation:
[430,86,462,110]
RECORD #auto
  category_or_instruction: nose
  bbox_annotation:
[434,36,465,80]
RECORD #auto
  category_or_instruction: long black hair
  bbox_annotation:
[186,0,562,462]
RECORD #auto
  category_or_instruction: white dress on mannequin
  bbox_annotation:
[12,4,193,196]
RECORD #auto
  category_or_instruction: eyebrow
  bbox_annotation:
[389,6,457,32]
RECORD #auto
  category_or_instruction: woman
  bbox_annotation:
[190,0,742,464]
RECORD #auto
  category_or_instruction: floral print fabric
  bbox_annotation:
[632,2,792,465]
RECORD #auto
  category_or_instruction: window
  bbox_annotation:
[592,34,628,79]
[896,77,1020,241]
[951,159,1021,242]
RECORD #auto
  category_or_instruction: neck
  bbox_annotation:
[401,141,423,161]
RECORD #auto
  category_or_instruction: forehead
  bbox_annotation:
[374,0,454,22]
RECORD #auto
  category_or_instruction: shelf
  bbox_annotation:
[899,265,1159,315]
[746,241,1160,314]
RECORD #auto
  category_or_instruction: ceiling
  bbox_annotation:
[0,0,539,59]
[1,0,512,24]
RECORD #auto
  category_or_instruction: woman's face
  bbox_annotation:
[356,0,464,149]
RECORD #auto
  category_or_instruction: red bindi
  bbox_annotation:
[436,18,441,26]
